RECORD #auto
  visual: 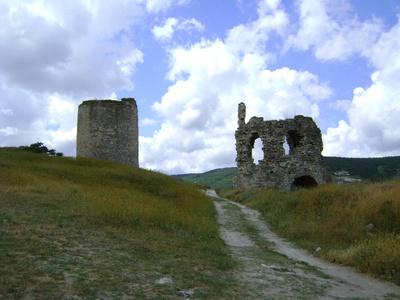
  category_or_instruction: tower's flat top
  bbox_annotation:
[79,98,136,106]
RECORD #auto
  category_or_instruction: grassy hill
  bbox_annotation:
[0,149,237,299]
[174,167,237,189]
[325,156,400,180]
[2,149,399,296]
[219,182,400,285]
[175,156,400,188]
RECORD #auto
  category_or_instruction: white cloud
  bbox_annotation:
[0,0,154,155]
[277,0,400,158]
[226,0,288,56]
[323,120,360,156]
[0,0,198,159]
[0,0,147,97]
[323,16,400,157]
[179,18,204,34]
[142,1,332,174]
[324,70,400,157]
[0,127,19,137]
[152,17,204,42]
[285,0,383,61]
[152,18,179,41]
[143,0,400,173]
[145,0,189,13]
[141,118,158,126]
[117,49,144,76]
[2,0,399,174]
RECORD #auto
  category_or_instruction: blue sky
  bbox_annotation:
[1,0,400,174]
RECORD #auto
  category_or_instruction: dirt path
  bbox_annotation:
[205,190,400,299]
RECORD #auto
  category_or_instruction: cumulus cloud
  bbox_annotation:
[285,0,383,61]
[152,17,204,42]
[322,8,400,157]
[2,0,400,174]
[141,0,400,173]
[324,64,400,157]
[141,1,332,174]
[0,1,150,95]
[144,57,331,174]
[152,18,179,41]
[145,0,189,13]
[226,0,288,56]
[0,0,159,155]
[262,0,400,158]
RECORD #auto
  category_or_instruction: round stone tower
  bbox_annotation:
[76,98,138,166]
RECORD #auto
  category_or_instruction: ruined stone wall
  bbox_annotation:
[76,98,138,166]
[234,103,331,190]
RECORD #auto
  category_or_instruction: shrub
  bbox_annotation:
[18,142,63,156]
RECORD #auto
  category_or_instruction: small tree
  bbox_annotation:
[19,142,63,156]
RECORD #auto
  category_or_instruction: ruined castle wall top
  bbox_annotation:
[234,102,331,190]
[76,98,138,166]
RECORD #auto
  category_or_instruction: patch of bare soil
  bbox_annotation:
[206,190,400,300]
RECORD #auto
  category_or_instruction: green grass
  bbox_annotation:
[0,149,237,299]
[176,156,400,189]
[174,167,237,189]
[219,182,400,285]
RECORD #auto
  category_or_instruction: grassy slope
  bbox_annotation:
[174,167,237,189]
[219,182,400,285]
[0,150,238,299]
[176,156,400,188]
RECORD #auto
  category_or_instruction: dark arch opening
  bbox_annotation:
[285,130,303,155]
[292,175,317,189]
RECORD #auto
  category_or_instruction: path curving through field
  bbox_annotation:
[206,189,400,299]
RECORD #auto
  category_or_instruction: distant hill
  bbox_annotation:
[324,156,400,180]
[174,156,400,189]
[174,167,237,189]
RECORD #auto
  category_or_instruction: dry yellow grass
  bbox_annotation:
[0,149,236,298]
[220,181,400,285]
[0,149,218,236]
[329,233,400,282]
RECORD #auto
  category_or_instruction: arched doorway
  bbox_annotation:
[249,133,264,165]
[292,175,317,189]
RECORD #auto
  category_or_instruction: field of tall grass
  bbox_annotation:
[0,149,236,298]
[219,182,400,285]
[1,149,220,235]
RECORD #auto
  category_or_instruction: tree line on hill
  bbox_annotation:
[174,156,400,189]
[18,142,63,157]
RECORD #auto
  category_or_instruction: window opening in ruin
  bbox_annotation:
[283,138,290,155]
[292,175,317,189]
[251,136,264,165]
[285,130,303,155]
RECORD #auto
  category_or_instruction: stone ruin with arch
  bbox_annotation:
[234,102,331,191]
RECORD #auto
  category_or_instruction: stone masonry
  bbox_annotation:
[76,98,138,166]
[234,102,331,190]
